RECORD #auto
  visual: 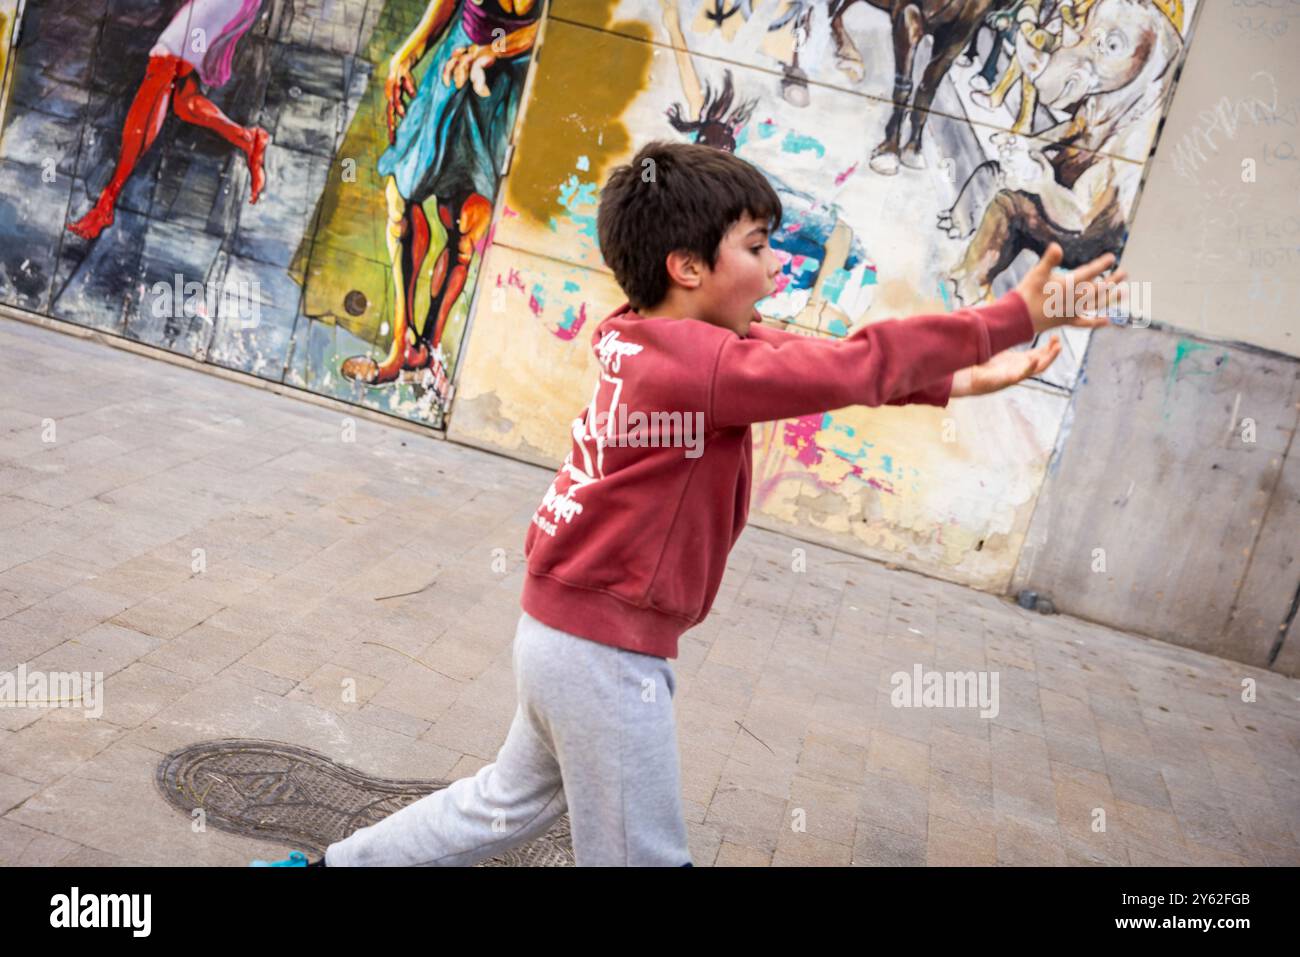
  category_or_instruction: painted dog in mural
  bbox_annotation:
[827,0,1018,175]
[67,0,270,240]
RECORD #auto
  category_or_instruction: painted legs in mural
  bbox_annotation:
[340,0,538,386]
[340,179,491,384]
[825,0,1012,175]
[67,54,269,240]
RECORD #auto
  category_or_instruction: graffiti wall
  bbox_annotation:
[0,1,1205,593]
[448,0,1202,590]
[0,0,541,429]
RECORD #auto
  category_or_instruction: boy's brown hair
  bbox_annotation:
[596,140,783,312]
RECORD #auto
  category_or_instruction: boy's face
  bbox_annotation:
[695,213,782,336]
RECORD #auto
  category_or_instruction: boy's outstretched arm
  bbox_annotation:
[708,290,1034,430]
[949,243,1129,398]
[950,335,1062,397]
[708,244,1128,429]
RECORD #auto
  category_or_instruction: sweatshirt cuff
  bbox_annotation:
[887,372,953,408]
[983,289,1036,356]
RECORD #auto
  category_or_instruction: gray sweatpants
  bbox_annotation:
[324,610,692,866]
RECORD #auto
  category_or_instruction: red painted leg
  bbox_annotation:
[341,194,433,385]
[173,73,272,203]
[426,194,492,350]
[68,55,183,239]
[381,201,432,377]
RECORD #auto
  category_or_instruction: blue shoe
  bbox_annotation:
[250,850,310,867]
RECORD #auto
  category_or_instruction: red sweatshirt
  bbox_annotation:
[521,290,1034,658]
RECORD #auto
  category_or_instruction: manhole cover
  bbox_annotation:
[156,739,575,866]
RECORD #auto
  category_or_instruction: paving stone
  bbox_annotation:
[773,828,853,866]
[109,593,225,640]
[0,708,124,784]
[140,620,266,680]
[857,772,929,838]
[866,729,930,789]
[0,817,84,865]
[703,785,786,853]
[927,814,996,866]
[714,840,773,867]
[0,769,41,814]
[996,815,1068,866]
[852,822,927,866]
[96,662,196,729]
[686,820,724,866]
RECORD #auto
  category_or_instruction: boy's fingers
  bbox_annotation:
[1038,242,1063,275]
[1070,251,1117,284]
[1093,268,1128,294]
[1032,338,1062,373]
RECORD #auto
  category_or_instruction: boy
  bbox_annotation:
[254,139,1126,867]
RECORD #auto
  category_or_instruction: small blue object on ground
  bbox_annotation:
[250,851,310,867]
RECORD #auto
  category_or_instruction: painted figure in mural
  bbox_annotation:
[339,0,539,385]
[826,0,1017,175]
[66,0,270,240]
[941,0,1185,304]
[692,0,752,42]
[957,10,1007,86]
[968,0,1092,134]
[762,0,815,106]
[662,0,871,335]
[685,0,814,110]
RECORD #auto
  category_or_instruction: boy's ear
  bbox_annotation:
[665,249,704,290]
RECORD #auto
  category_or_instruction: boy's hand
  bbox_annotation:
[950,335,1062,398]
[1016,242,1129,336]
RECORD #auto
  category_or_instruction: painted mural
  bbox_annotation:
[0,0,1201,590]
[0,0,540,429]
[449,0,1200,589]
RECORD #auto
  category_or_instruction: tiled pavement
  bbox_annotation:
[1,314,1298,867]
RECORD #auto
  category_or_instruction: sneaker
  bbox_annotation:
[250,850,311,867]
